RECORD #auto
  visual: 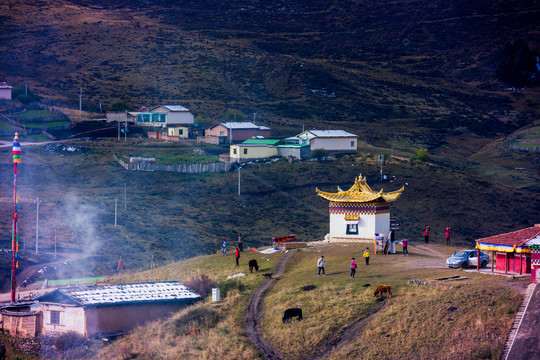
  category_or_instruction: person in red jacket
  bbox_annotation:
[235,247,240,266]
[402,238,408,256]
[444,227,451,245]
[423,225,430,243]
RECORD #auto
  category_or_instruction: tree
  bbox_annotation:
[12,86,41,104]
[195,115,213,125]
[495,38,538,86]
[414,148,429,162]
[311,149,330,161]
[222,110,245,122]
[107,99,131,111]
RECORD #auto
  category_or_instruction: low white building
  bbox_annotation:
[316,174,403,243]
[291,130,358,153]
[33,281,200,338]
[0,82,13,100]
[150,105,194,125]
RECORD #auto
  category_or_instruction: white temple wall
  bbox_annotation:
[329,213,390,240]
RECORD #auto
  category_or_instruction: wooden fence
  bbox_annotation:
[113,154,232,173]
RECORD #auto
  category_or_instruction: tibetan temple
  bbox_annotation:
[316,174,404,243]
[476,223,540,283]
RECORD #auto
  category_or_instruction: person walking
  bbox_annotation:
[423,225,430,243]
[317,255,326,276]
[363,247,371,265]
[402,238,408,256]
[238,233,244,252]
[235,247,240,266]
[221,238,228,256]
[444,227,451,245]
[350,258,357,278]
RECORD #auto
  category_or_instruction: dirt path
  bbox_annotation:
[245,251,293,360]
[306,301,388,360]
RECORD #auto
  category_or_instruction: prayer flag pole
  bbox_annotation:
[11,133,21,302]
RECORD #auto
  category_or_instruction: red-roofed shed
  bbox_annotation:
[476,224,540,282]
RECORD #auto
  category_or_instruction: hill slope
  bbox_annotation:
[1,0,539,147]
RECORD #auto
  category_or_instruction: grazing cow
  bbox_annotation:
[248,259,259,273]
[262,273,273,279]
[185,328,201,336]
[373,285,392,298]
[282,308,303,322]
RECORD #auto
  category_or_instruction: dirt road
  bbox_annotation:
[245,251,293,360]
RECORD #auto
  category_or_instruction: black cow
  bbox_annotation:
[248,259,259,273]
[282,308,303,322]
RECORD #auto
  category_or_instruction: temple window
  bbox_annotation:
[243,148,248,155]
[346,223,358,234]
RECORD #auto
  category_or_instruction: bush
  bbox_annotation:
[53,332,88,351]
[311,149,330,161]
[184,273,216,298]
[414,148,429,162]
[218,278,246,298]
[171,306,220,334]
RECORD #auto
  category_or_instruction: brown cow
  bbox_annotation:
[185,328,201,336]
[373,285,392,298]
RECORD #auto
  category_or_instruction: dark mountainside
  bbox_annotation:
[1,0,539,144]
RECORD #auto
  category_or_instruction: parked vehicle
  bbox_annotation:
[446,250,490,268]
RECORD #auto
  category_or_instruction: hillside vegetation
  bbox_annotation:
[1,0,539,148]
[96,243,525,360]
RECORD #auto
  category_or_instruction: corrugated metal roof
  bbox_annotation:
[0,82,13,89]
[222,122,261,129]
[161,105,190,112]
[37,281,200,306]
[307,130,358,137]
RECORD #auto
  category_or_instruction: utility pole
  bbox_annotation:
[25,81,28,96]
[149,255,154,282]
[79,86,82,121]
[252,112,257,124]
[117,121,120,141]
[114,199,118,227]
[35,197,42,254]
[124,120,127,142]
[124,182,127,210]
[54,228,57,258]
[238,167,241,196]
[379,154,384,181]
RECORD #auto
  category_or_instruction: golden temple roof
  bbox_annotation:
[316,174,404,203]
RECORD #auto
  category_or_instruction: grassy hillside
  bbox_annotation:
[0,0,539,150]
[95,242,525,360]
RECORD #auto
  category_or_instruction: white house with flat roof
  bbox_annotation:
[0,82,13,100]
[293,130,358,153]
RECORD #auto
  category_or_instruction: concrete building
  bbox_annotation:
[0,81,13,100]
[293,130,358,153]
[206,122,271,143]
[316,174,404,243]
[149,105,194,125]
[230,139,280,162]
[30,281,200,338]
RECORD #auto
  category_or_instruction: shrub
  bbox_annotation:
[184,273,216,298]
[171,306,220,335]
[311,149,330,161]
[218,278,246,297]
[414,148,429,162]
[53,332,88,351]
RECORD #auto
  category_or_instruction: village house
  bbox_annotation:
[316,174,404,243]
[0,281,201,338]
[286,130,358,154]
[475,224,540,282]
[229,139,280,162]
[106,104,194,127]
[205,122,271,144]
[0,81,13,100]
